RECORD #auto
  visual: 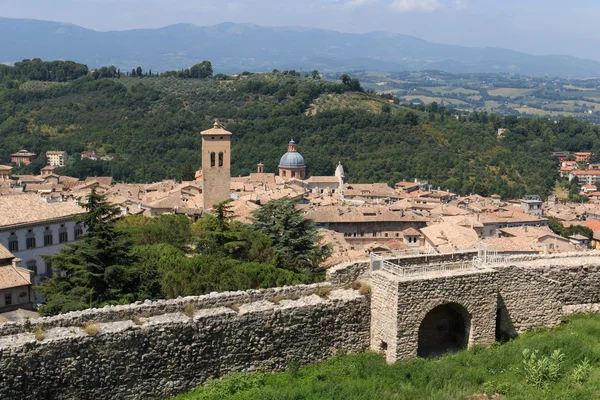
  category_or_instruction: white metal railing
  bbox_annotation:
[381,261,473,277]
[370,242,514,276]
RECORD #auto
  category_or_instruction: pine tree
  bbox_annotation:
[39,186,139,315]
[251,198,331,272]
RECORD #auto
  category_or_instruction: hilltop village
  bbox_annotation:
[0,121,598,317]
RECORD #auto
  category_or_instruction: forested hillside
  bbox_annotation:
[2,61,600,198]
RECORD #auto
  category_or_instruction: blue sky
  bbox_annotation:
[2,0,599,60]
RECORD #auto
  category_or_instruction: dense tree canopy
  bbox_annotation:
[39,197,321,316]
[2,61,600,198]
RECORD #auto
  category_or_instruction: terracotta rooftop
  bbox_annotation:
[402,227,421,236]
[420,222,480,248]
[304,206,430,223]
[305,176,340,183]
[0,243,13,261]
[584,219,600,231]
[0,265,31,290]
[200,121,232,136]
[84,176,114,186]
[0,194,84,229]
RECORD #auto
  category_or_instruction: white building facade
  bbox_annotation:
[0,195,85,290]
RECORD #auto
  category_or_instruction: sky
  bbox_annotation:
[2,0,600,60]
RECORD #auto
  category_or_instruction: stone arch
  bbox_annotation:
[417,302,471,358]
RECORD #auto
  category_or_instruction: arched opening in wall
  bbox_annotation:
[417,303,470,358]
[496,295,516,342]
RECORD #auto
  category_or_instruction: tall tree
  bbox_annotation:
[38,186,138,315]
[250,198,331,272]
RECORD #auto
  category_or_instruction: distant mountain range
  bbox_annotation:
[2,17,600,77]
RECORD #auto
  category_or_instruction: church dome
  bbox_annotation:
[278,140,305,168]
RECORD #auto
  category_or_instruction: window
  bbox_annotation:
[291,171,296,178]
[210,152,216,167]
[44,229,53,246]
[59,231,68,243]
[26,237,36,249]
[282,170,286,177]
[8,233,18,252]
[218,152,223,167]
[4,294,11,306]
[46,261,54,278]
[26,260,37,275]
[74,224,83,239]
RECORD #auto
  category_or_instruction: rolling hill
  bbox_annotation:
[2,17,600,77]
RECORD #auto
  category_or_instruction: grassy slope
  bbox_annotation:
[175,314,600,400]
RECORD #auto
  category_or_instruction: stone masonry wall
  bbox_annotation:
[494,265,562,337]
[371,268,499,362]
[0,289,370,400]
[326,260,369,286]
[370,271,399,364]
[0,283,333,337]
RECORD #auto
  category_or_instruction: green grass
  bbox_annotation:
[175,314,600,399]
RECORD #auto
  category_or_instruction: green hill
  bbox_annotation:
[2,66,600,198]
[175,313,600,400]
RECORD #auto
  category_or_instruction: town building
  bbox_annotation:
[420,222,479,253]
[552,151,570,163]
[0,194,85,287]
[201,120,231,210]
[10,150,36,166]
[303,176,340,194]
[395,181,420,193]
[45,151,68,167]
[0,165,12,181]
[278,140,306,180]
[575,152,594,163]
[521,195,544,217]
[0,244,35,312]
[568,169,600,186]
[40,165,59,176]
[304,205,429,245]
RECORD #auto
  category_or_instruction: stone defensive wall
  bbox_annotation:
[2,251,600,399]
[326,250,477,285]
[0,283,335,337]
[0,285,369,400]
[370,251,600,363]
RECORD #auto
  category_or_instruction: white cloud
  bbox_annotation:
[343,0,376,9]
[389,0,440,12]
[389,0,467,13]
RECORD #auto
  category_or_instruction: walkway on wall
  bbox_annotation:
[370,243,509,278]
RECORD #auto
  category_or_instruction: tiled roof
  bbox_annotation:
[402,227,421,236]
[0,165,12,171]
[0,194,84,229]
[84,177,114,186]
[200,122,232,136]
[305,176,339,183]
[0,243,14,261]
[0,265,31,290]
[420,222,479,248]
[570,170,600,175]
[305,206,429,223]
[584,219,600,231]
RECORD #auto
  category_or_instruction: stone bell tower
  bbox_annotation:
[201,119,232,210]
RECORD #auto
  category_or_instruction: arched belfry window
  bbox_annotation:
[210,152,216,167]
[218,152,224,167]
